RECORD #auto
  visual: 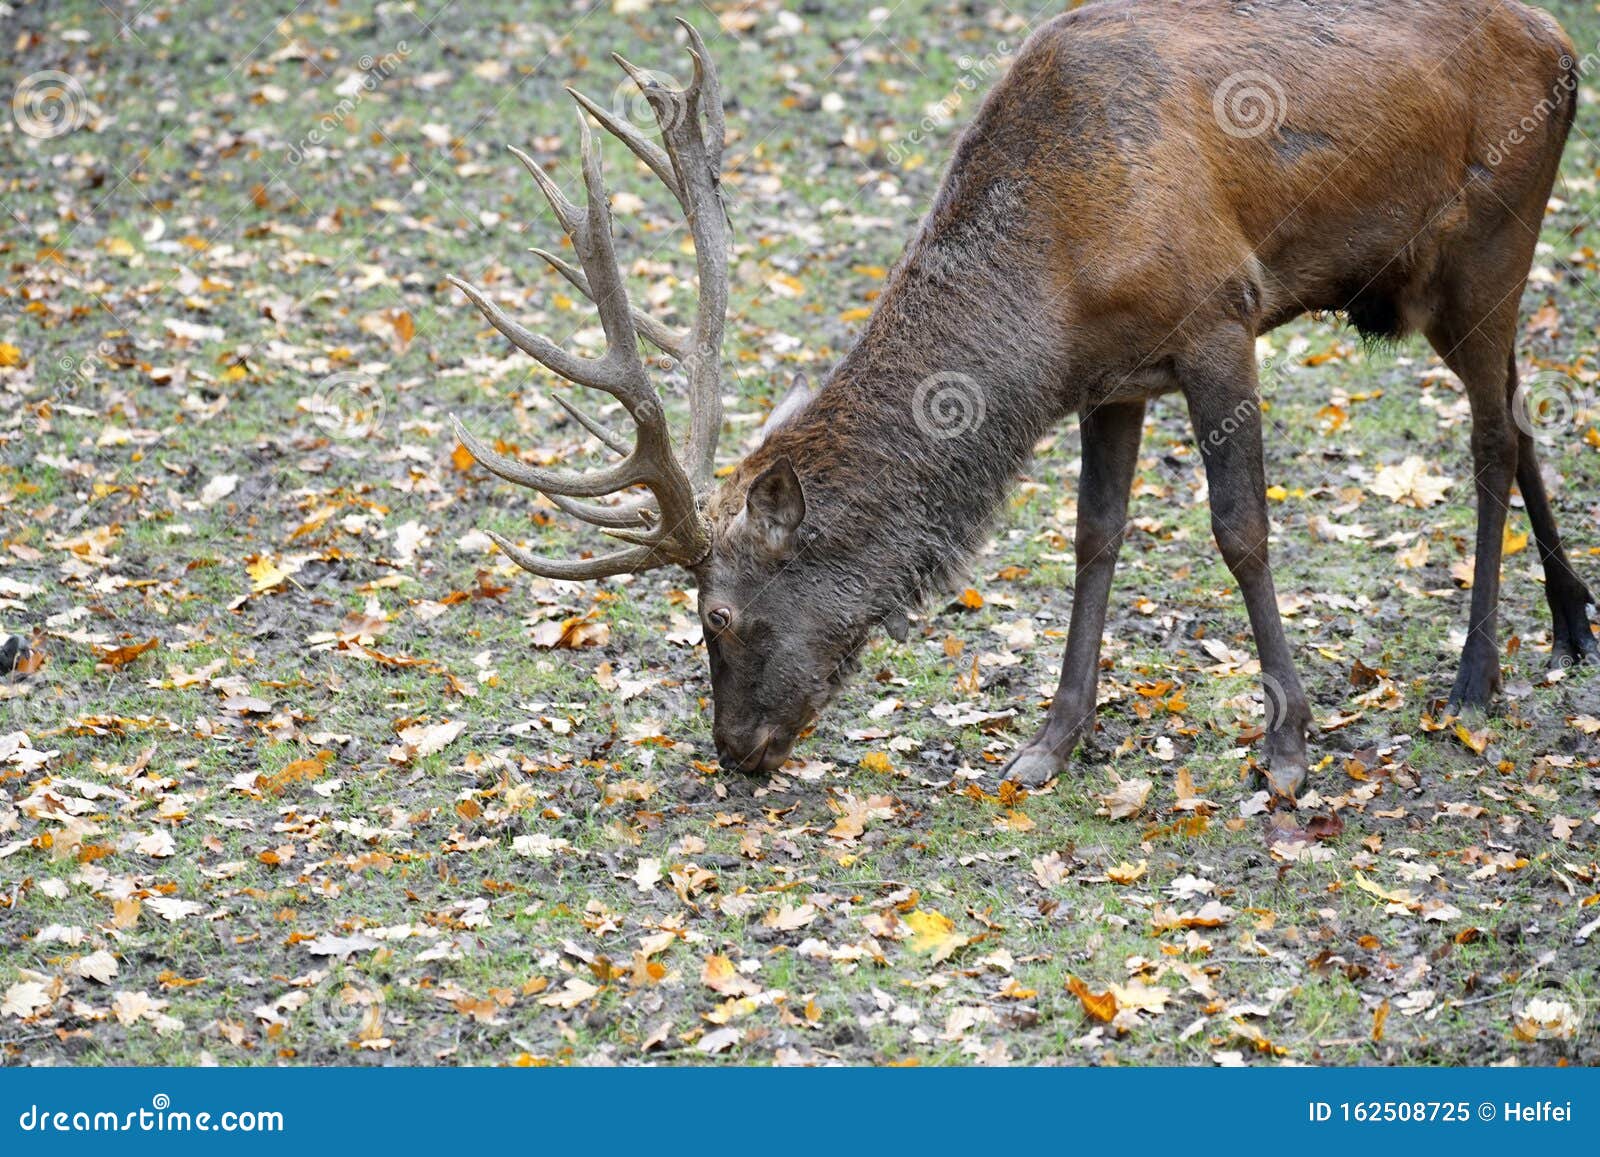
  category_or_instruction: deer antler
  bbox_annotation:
[451,18,729,579]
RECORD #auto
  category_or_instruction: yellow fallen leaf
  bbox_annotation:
[1352,873,1415,906]
[903,908,970,963]
[1453,722,1489,754]
[247,556,289,593]
[1107,860,1147,885]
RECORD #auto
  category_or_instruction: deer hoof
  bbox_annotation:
[1001,746,1067,788]
[1447,655,1502,714]
[1552,629,1600,671]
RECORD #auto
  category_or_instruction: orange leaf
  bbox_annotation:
[1067,975,1118,1024]
[93,637,159,669]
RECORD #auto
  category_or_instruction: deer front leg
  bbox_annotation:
[1003,400,1146,787]
[1182,331,1312,801]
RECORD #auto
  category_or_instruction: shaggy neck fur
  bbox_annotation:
[724,175,1067,627]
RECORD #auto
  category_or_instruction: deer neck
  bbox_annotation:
[753,190,1063,619]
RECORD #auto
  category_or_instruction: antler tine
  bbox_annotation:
[484,530,661,581]
[547,492,657,529]
[566,86,680,200]
[651,24,730,491]
[450,414,636,498]
[447,274,624,393]
[675,17,725,171]
[532,247,687,359]
[549,390,630,456]
[507,146,584,238]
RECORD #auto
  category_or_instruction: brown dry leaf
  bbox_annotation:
[1512,998,1579,1041]
[2,981,53,1020]
[1452,722,1489,754]
[246,555,297,593]
[1100,776,1153,820]
[1032,851,1070,887]
[762,903,817,932]
[70,949,120,984]
[1173,767,1216,814]
[1372,998,1391,1042]
[530,616,611,650]
[1352,873,1415,907]
[698,1026,741,1054]
[829,791,894,842]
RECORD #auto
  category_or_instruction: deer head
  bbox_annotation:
[451,21,874,774]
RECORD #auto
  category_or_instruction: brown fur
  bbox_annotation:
[697,0,1592,786]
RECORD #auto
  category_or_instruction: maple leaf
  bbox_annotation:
[93,637,159,670]
[903,908,970,963]
[1513,998,1579,1042]
[2,981,52,1020]
[1099,776,1153,820]
[701,955,761,998]
[71,949,120,984]
[1107,860,1147,885]
[1067,976,1118,1024]
[1370,457,1452,508]
[386,719,467,765]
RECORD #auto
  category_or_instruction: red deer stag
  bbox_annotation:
[450,2,1592,798]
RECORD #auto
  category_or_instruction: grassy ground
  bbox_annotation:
[1,0,1597,1067]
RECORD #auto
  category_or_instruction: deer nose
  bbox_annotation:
[715,724,790,775]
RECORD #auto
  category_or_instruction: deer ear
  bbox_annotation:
[759,371,817,441]
[745,457,806,552]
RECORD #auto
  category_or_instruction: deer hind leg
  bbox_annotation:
[1181,325,1313,800]
[1509,352,1600,669]
[1002,400,1146,787]
[1424,304,1525,710]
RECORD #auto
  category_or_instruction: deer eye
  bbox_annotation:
[706,606,733,632]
